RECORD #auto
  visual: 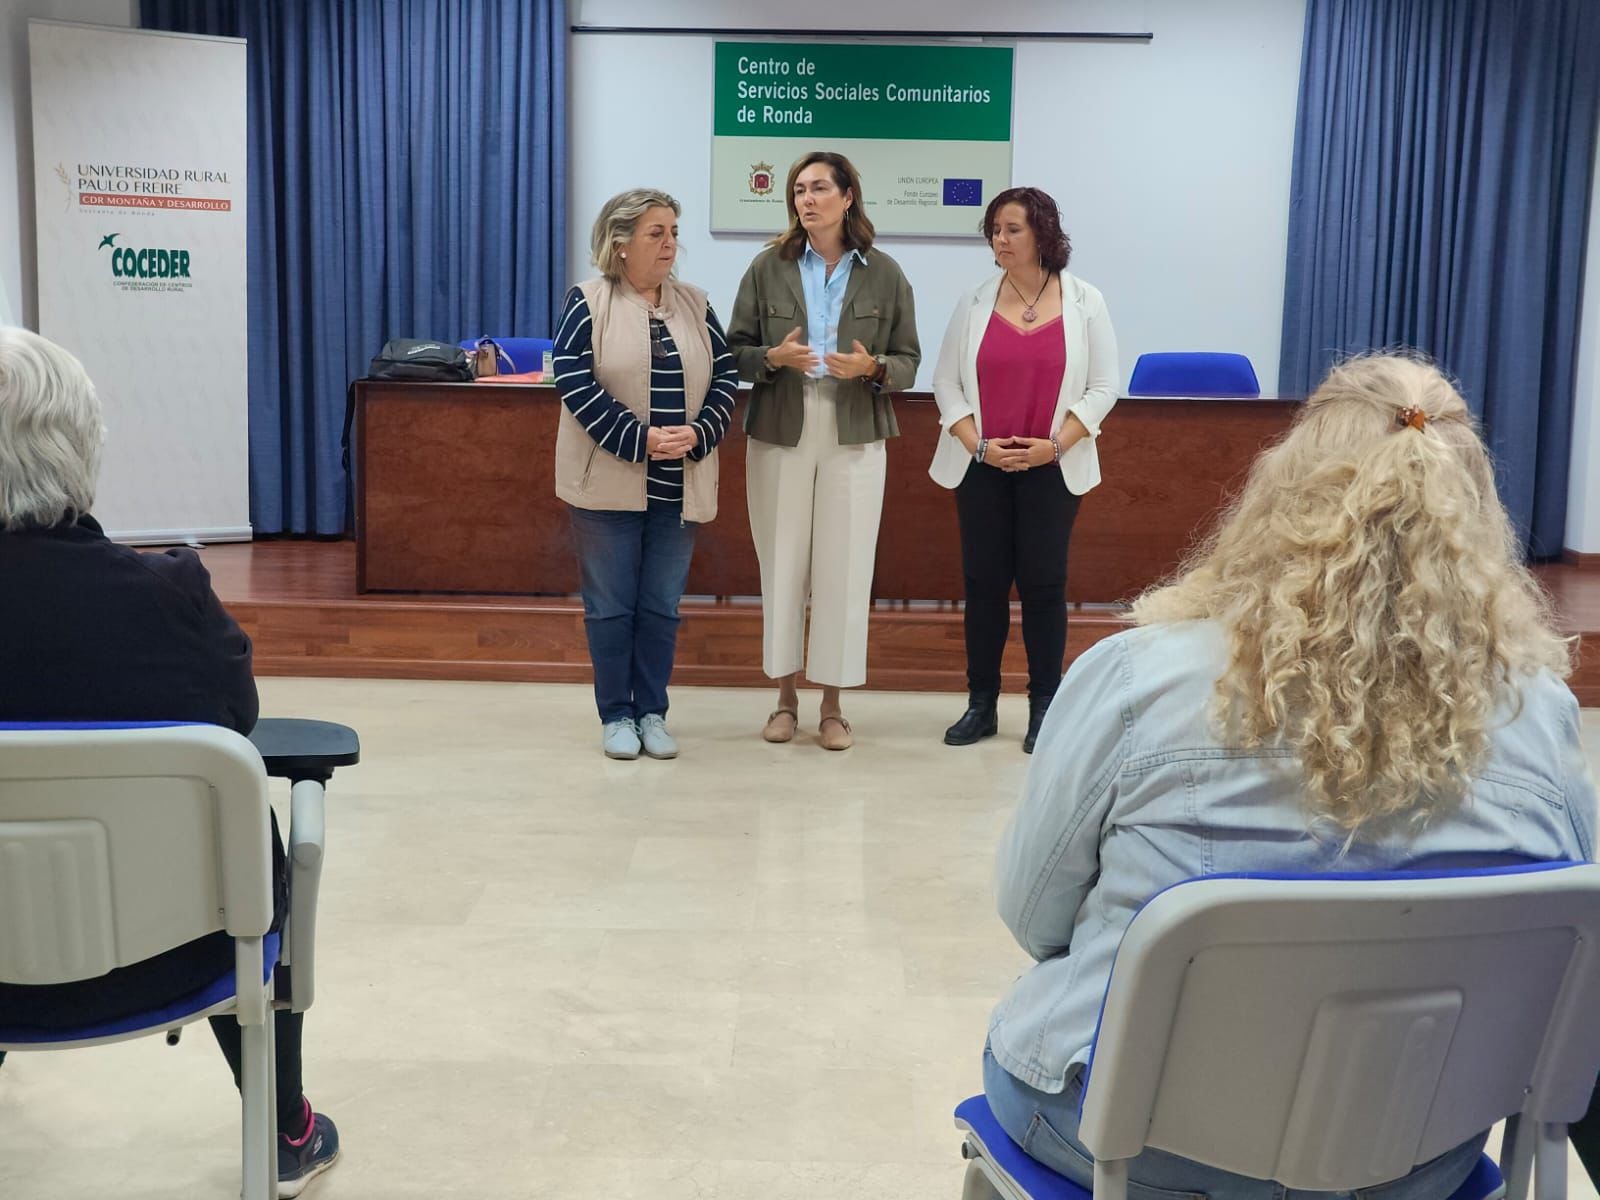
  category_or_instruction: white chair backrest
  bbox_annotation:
[0,724,273,986]
[1079,868,1600,1192]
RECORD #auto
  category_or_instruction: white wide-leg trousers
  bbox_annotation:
[745,377,886,688]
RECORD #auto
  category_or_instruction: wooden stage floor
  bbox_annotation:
[199,539,1600,704]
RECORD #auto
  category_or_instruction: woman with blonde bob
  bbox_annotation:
[552,189,739,760]
[982,354,1595,1200]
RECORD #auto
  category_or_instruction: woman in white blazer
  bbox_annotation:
[929,187,1119,752]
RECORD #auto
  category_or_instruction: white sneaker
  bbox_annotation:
[602,719,641,760]
[637,714,679,759]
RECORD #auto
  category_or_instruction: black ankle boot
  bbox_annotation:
[944,692,999,746]
[1022,696,1051,754]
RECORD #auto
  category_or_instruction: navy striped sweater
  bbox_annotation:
[552,288,739,510]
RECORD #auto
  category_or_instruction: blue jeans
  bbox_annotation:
[569,504,697,724]
[982,1047,1486,1200]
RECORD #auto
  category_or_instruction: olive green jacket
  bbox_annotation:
[727,246,921,447]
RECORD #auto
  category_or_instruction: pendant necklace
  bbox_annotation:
[1006,271,1052,323]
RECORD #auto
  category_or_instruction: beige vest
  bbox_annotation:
[553,275,719,522]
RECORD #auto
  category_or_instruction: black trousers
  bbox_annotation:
[210,1009,306,1132]
[955,461,1082,700]
[1571,1077,1600,1188]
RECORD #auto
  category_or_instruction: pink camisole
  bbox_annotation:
[975,313,1065,440]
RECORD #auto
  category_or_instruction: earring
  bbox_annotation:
[621,251,628,259]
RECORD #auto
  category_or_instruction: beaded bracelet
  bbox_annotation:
[1051,436,1062,462]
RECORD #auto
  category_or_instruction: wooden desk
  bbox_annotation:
[354,381,1298,602]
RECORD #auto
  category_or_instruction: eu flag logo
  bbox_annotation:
[943,178,983,206]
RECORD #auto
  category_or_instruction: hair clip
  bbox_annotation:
[1395,406,1427,432]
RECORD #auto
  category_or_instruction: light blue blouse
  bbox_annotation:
[798,244,867,379]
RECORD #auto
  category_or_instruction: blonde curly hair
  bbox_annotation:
[1130,354,1571,836]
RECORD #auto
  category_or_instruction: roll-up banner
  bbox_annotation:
[30,21,249,544]
[711,41,1014,236]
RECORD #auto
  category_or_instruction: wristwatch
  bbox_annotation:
[865,354,888,384]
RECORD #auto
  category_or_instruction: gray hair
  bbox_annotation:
[589,188,681,279]
[0,327,102,530]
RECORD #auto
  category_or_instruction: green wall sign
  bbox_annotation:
[711,41,1014,236]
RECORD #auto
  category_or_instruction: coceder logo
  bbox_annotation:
[95,233,193,292]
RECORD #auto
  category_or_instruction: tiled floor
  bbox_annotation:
[1,680,1597,1200]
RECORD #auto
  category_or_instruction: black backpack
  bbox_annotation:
[343,339,475,478]
[366,338,473,382]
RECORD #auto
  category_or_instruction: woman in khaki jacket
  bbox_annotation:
[727,151,920,750]
[552,188,739,760]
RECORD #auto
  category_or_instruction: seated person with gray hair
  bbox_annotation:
[0,326,339,1198]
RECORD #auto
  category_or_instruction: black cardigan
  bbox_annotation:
[0,514,257,730]
[0,514,270,1028]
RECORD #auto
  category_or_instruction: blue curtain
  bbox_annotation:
[140,0,567,534]
[1279,0,1600,556]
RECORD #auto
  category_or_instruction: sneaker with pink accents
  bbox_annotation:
[278,1099,339,1198]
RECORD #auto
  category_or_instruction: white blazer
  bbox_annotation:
[928,270,1119,493]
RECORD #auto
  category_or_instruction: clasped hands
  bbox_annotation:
[765,327,877,380]
[982,437,1056,471]
[647,425,699,460]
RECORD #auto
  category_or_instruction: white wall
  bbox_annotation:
[8,0,1595,551]
[1568,136,1600,556]
[569,0,1306,391]
[0,0,137,329]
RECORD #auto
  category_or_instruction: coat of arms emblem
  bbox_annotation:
[749,162,775,196]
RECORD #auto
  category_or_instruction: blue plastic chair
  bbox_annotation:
[956,865,1600,1200]
[458,336,554,374]
[1127,352,1261,397]
[0,722,327,1200]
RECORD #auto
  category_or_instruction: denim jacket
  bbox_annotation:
[989,620,1597,1094]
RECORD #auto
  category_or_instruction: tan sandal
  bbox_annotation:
[762,708,799,743]
[818,714,853,751]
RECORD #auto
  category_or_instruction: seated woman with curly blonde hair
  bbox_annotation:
[983,354,1596,1200]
